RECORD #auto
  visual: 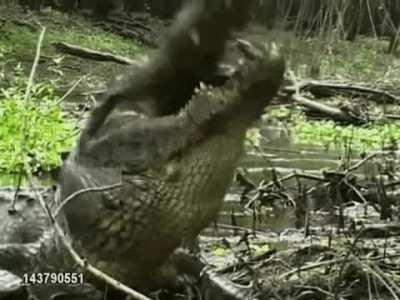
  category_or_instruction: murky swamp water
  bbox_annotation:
[218,125,352,233]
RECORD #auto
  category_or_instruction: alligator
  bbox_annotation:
[0,0,285,298]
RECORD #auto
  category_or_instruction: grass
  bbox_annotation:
[0,14,143,59]
[281,35,400,87]
[0,11,145,94]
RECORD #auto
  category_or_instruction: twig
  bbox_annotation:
[245,171,328,209]
[212,223,276,238]
[24,27,46,102]
[346,153,377,174]
[217,249,277,274]
[370,264,400,296]
[279,254,400,280]
[293,285,342,299]
[56,75,87,104]
[343,180,367,204]
[299,152,377,200]
[359,260,400,300]
[54,183,122,218]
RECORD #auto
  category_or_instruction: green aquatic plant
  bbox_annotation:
[0,70,76,174]
[263,107,400,151]
[293,117,400,151]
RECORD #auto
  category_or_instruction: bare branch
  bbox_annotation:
[53,183,122,218]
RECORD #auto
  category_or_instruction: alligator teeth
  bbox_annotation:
[190,29,200,46]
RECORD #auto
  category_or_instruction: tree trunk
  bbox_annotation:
[59,0,77,12]
[149,0,182,18]
[124,0,147,12]
[19,0,42,10]
[93,0,114,17]
[251,0,277,28]
[78,0,95,10]
[388,0,400,53]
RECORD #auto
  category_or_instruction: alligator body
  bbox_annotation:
[0,0,285,297]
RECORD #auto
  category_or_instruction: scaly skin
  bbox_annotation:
[59,44,285,291]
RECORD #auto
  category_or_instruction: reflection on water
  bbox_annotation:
[219,201,297,233]
[244,125,342,172]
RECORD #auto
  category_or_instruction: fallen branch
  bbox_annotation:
[96,22,157,46]
[292,94,363,123]
[287,71,365,123]
[356,223,400,238]
[105,15,153,32]
[0,17,37,31]
[200,268,258,300]
[285,80,400,104]
[53,42,139,65]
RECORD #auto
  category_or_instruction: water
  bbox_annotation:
[218,125,345,233]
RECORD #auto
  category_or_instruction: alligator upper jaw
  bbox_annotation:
[205,38,273,87]
[204,39,247,87]
[183,38,284,134]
